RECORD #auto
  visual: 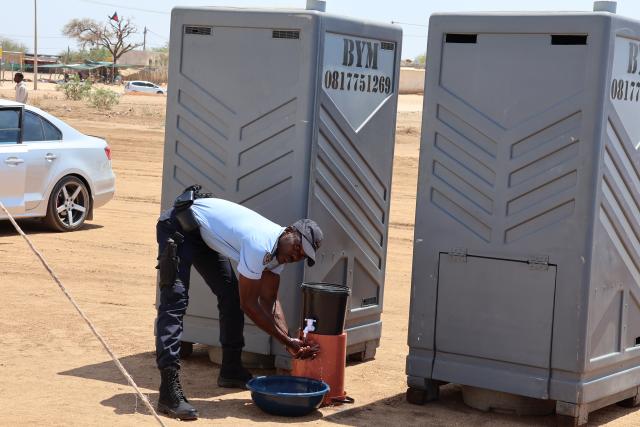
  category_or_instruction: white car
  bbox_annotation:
[0,100,115,231]
[124,80,166,95]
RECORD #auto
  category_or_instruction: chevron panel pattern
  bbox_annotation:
[236,98,297,205]
[589,116,640,361]
[174,87,235,193]
[173,77,299,208]
[504,112,580,243]
[429,98,581,244]
[600,118,640,287]
[315,104,387,270]
[431,105,497,242]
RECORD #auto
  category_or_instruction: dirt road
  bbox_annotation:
[0,86,638,426]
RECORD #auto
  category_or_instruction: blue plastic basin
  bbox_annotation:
[247,375,330,417]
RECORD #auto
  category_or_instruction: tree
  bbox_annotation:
[62,17,142,80]
[151,43,169,54]
[59,47,111,64]
[414,54,426,66]
[0,37,27,52]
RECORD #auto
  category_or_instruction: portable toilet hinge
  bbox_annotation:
[448,248,467,262]
[528,255,549,271]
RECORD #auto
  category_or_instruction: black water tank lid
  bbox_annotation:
[301,282,351,295]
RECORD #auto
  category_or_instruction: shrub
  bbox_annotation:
[57,75,92,100]
[88,88,120,110]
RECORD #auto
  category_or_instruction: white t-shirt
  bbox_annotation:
[15,81,28,104]
[190,198,285,280]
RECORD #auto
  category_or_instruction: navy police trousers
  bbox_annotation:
[155,213,245,370]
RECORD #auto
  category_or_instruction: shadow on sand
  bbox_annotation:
[0,218,103,237]
[321,385,640,427]
[59,346,324,423]
[59,348,640,425]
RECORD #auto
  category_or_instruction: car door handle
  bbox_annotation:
[45,153,58,161]
[4,157,24,165]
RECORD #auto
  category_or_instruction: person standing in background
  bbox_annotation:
[14,73,28,104]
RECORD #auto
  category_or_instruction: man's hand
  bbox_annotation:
[287,338,320,359]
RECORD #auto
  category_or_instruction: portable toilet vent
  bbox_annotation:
[406,5,640,425]
[159,6,402,370]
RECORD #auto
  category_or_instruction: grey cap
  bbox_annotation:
[292,219,323,266]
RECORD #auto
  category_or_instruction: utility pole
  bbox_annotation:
[143,26,147,51]
[34,0,38,90]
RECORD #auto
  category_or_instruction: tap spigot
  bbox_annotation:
[303,318,316,339]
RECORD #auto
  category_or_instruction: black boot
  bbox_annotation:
[157,367,199,420]
[217,348,253,389]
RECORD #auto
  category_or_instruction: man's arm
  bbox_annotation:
[238,271,318,358]
[257,271,289,337]
[238,273,293,349]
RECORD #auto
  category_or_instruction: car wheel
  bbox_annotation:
[156,91,164,94]
[45,176,91,232]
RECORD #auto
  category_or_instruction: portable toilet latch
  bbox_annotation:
[448,248,468,263]
[528,255,550,271]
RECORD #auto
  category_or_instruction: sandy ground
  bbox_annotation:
[0,83,639,427]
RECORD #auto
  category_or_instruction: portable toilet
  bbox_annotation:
[406,3,640,424]
[159,3,402,370]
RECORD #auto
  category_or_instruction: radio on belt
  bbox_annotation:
[158,4,402,371]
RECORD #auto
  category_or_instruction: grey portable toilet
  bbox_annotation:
[159,4,402,370]
[407,4,640,425]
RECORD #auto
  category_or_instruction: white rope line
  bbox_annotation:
[0,203,167,427]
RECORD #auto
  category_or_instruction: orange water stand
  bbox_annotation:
[291,332,347,406]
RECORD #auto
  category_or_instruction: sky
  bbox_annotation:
[1,0,639,60]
